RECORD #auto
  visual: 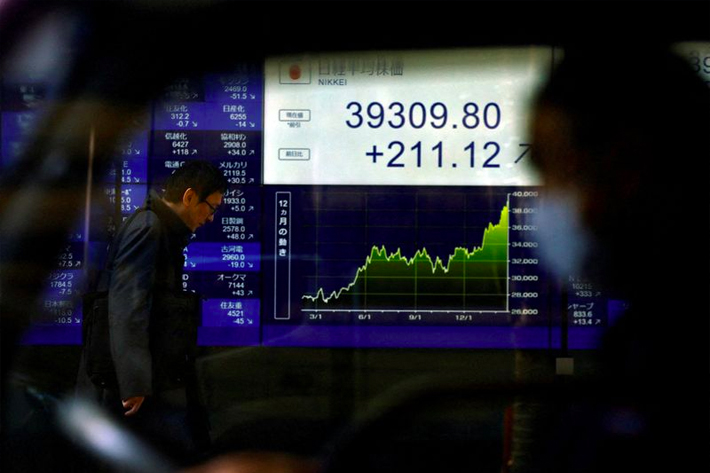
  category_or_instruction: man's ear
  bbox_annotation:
[182,187,198,206]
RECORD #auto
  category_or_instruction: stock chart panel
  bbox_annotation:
[150,68,264,346]
[1,79,88,344]
[7,43,691,348]
[261,48,560,348]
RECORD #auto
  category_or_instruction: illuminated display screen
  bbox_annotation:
[263,48,544,186]
[6,44,704,349]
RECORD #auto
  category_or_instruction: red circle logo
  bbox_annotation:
[289,65,302,81]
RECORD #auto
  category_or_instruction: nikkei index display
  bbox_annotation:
[261,48,556,349]
[3,46,633,349]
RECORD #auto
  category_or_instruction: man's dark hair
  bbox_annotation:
[163,160,228,203]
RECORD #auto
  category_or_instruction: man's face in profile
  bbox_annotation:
[183,190,223,232]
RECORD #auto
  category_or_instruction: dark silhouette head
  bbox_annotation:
[531,46,710,300]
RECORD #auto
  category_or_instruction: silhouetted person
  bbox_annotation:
[528,45,710,473]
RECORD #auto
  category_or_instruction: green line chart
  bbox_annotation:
[302,203,510,313]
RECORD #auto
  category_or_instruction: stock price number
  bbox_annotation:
[366,141,531,169]
[346,101,502,130]
[688,50,710,86]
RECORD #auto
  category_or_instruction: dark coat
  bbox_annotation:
[77,190,198,404]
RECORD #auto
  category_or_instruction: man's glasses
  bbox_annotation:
[201,200,219,216]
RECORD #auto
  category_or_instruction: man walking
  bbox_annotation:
[77,160,227,462]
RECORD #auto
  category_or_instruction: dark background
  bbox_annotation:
[1,1,708,472]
